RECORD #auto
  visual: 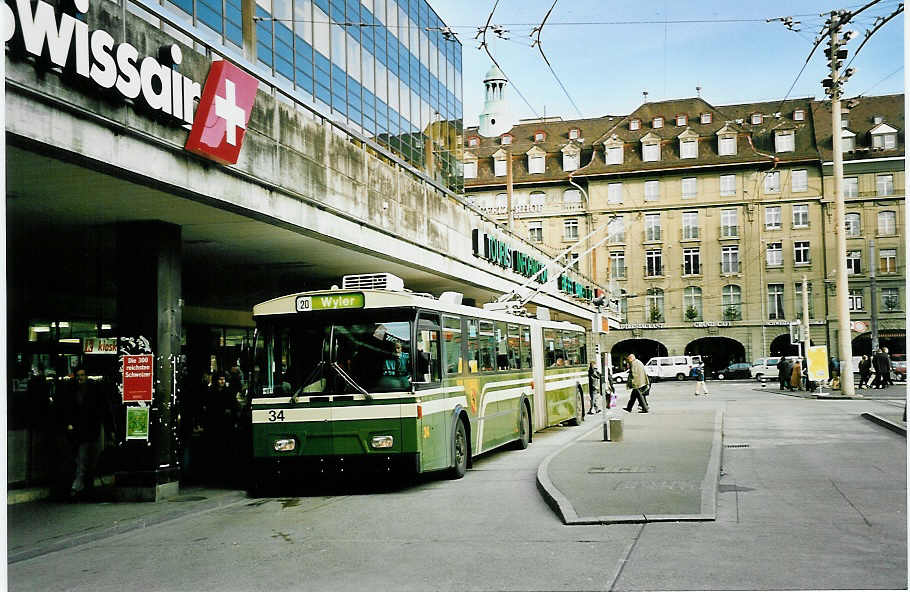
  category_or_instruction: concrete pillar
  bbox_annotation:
[114,221,182,501]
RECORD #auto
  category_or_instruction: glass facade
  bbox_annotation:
[252,0,464,191]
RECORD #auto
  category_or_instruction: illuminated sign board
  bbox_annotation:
[472,230,548,284]
[296,293,365,312]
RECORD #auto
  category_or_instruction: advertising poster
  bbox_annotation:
[122,355,154,402]
[126,407,150,440]
[807,345,830,381]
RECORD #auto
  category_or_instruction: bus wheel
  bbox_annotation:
[568,388,584,426]
[516,403,531,450]
[449,419,468,479]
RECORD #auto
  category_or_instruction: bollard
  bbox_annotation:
[603,416,623,442]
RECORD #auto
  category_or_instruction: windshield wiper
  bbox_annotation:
[292,360,325,403]
[331,362,373,400]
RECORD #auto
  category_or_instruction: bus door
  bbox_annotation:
[414,313,445,470]
[530,324,547,428]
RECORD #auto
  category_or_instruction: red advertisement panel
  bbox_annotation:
[123,355,154,402]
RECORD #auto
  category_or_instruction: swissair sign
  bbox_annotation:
[185,61,259,165]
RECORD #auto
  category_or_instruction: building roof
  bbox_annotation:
[810,93,904,162]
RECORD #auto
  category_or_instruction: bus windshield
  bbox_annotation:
[253,309,414,396]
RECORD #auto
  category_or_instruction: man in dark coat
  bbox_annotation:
[62,367,107,498]
[871,349,889,389]
[777,357,791,390]
[858,355,872,389]
[587,362,602,414]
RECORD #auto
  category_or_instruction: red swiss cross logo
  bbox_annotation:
[185,60,259,165]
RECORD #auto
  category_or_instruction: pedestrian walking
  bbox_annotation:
[871,348,888,389]
[62,367,109,500]
[790,359,802,391]
[623,354,650,413]
[587,362,602,414]
[858,355,872,389]
[777,357,791,390]
[882,347,894,387]
[693,365,709,396]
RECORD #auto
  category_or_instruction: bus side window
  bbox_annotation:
[479,321,496,371]
[561,331,579,366]
[416,314,441,383]
[521,325,532,369]
[544,328,559,367]
[466,319,480,374]
[443,316,463,376]
[496,321,509,370]
[507,324,521,369]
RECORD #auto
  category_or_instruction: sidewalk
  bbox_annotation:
[754,381,906,400]
[537,409,723,525]
[7,487,248,564]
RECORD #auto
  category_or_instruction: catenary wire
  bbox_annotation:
[530,0,584,119]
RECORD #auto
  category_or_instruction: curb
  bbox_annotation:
[861,413,907,437]
[536,410,723,526]
[8,490,249,564]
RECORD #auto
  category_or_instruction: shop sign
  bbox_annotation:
[558,274,593,301]
[617,323,665,330]
[694,321,733,328]
[84,337,118,354]
[3,0,257,165]
[126,407,150,440]
[472,230,548,284]
[122,354,154,402]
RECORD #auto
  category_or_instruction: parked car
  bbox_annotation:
[643,355,703,381]
[612,369,630,384]
[892,360,906,381]
[713,362,752,380]
[750,357,781,381]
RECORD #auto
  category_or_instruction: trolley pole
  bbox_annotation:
[801,274,811,362]
[869,239,879,352]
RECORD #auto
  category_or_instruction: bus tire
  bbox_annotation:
[516,402,531,450]
[448,418,468,479]
[568,387,584,426]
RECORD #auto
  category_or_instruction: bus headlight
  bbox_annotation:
[273,438,296,452]
[370,435,394,449]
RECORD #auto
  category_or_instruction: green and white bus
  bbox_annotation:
[248,274,590,488]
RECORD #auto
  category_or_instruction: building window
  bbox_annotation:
[681,177,697,199]
[569,128,580,140]
[609,251,626,279]
[529,191,546,207]
[765,206,782,230]
[684,286,703,320]
[720,174,736,196]
[768,284,785,320]
[534,131,546,142]
[644,180,660,201]
[751,113,762,125]
[718,136,736,156]
[645,213,662,241]
[645,250,663,277]
[468,137,479,147]
[775,131,795,153]
[495,193,508,210]
[680,139,697,159]
[849,289,864,311]
[682,211,699,240]
[608,216,625,243]
[791,170,808,193]
[794,282,814,318]
[563,219,579,240]
[606,146,623,165]
[494,158,506,177]
[528,154,545,174]
[646,288,664,322]
[683,248,701,275]
[501,134,512,145]
[847,250,862,275]
[629,119,640,131]
[608,183,623,204]
[794,241,810,265]
[721,209,738,237]
[677,115,687,127]
[563,189,582,207]
[528,221,543,242]
[792,204,809,228]
[562,151,580,172]
[878,210,897,235]
[464,161,477,179]
[793,109,805,121]
[764,171,781,194]
[844,177,859,197]
[643,142,660,162]
[879,248,897,273]
[845,213,861,237]
[842,132,855,152]
[570,253,580,271]
[881,288,900,311]
[722,285,742,320]
[872,132,897,150]
[653,117,664,128]
[700,113,712,124]
[766,242,783,266]
[876,175,894,196]
[722,245,740,274]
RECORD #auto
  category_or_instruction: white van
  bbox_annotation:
[750,357,781,380]
[643,355,702,381]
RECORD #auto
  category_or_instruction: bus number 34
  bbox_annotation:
[268,410,286,422]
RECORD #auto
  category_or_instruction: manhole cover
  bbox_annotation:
[168,495,208,502]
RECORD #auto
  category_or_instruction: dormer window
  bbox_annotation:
[842,129,856,152]
[463,155,478,179]
[561,144,581,172]
[492,148,508,177]
[676,115,687,127]
[678,129,699,159]
[604,136,624,165]
[751,113,762,125]
[640,132,661,162]
[774,130,795,153]
[630,119,641,131]
[568,128,580,140]
[716,125,737,156]
[873,115,883,125]
[501,134,512,145]
[653,117,664,129]
[526,145,546,174]
[793,109,805,121]
[468,136,479,147]
[700,113,712,124]
[534,130,546,142]
[870,122,898,150]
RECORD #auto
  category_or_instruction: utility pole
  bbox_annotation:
[801,274,811,361]
[869,238,879,352]
[506,147,514,231]
[823,10,857,397]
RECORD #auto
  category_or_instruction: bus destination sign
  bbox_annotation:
[296,293,365,312]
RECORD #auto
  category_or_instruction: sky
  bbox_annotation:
[427,0,905,126]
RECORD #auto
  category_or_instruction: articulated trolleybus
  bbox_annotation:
[249,273,590,487]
